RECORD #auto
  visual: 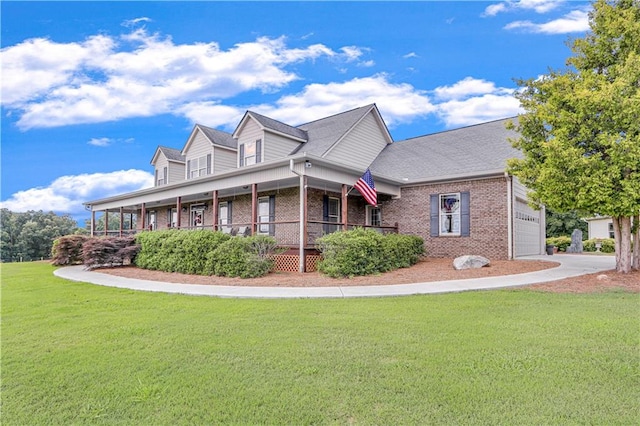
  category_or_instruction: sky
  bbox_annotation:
[1,0,592,223]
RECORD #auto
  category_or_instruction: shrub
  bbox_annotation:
[51,235,90,266]
[546,236,572,252]
[206,235,279,278]
[135,230,231,275]
[583,238,616,253]
[316,229,425,278]
[82,236,139,269]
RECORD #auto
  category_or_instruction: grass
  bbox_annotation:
[2,262,639,425]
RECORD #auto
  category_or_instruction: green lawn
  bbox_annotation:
[2,262,638,425]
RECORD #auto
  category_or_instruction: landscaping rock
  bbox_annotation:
[453,255,490,270]
[566,229,584,253]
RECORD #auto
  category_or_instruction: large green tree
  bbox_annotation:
[0,209,81,262]
[508,0,640,273]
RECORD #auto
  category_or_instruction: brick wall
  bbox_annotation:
[381,177,510,260]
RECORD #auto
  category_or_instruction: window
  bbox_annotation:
[239,139,262,167]
[608,223,615,239]
[147,211,156,230]
[191,205,205,228]
[156,166,167,186]
[257,196,275,235]
[219,201,231,231]
[366,205,381,227]
[168,208,178,228]
[440,193,461,235]
[188,155,211,179]
[430,192,470,237]
[323,196,341,234]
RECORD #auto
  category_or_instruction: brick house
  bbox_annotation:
[85,104,545,272]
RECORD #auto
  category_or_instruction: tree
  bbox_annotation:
[0,209,81,262]
[508,0,640,273]
[546,210,588,238]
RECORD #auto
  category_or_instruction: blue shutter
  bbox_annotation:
[186,160,191,179]
[256,139,262,164]
[154,169,158,186]
[239,144,244,167]
[206,154,212,175]
[227,201,233,225]
[460,191,470,237]
[323,195,329,234]
[430,194,439,237]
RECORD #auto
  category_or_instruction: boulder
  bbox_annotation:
[453,255,490,270]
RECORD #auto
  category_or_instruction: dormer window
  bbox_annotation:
[155,166,167,186]
[187,154,211,179]
[240,139,262,166]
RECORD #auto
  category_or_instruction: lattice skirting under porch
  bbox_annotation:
[273,254,322,273]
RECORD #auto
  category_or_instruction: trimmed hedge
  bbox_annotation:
[135,230,279,278]
[546,236,572,252]
[205,235,280,278]
[583,238,616,253]
[316,228,425,278]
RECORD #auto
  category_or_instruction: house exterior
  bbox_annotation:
[585,216,615,240]
[84,104,545,272]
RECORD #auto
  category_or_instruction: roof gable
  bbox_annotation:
[181,124,236,155]
[293,104,392,157]
[150,146,185,165]
[232,111,308,142]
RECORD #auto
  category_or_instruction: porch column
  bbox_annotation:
[251,183,258,235]
[91,210,96,237]
[141,203,146,231]
[298,175,307,273]
[104,210,109,236]
[176,196,182,229]
[212,190,219,231]
[130,213,134,231]
[342,184,348,231]
[119,207,124,237]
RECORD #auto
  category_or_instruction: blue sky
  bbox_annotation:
[1,0,591,223]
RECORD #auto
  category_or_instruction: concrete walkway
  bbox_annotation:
[54,254,616,299]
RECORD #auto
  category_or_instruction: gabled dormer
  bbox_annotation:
[232,111,308,167]
[181,124,236,179]
[150,146,186,187]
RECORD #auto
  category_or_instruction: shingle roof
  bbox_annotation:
[247,111,308,141]
[157,146,185,163]
[198,125,237,149]
[293,104,376,156]
[370,117,522,182]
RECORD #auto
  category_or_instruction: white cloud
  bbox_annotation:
[122,17,152,28]
[432,78,522,126]
[176,102,244,130]
[251,74,436,127]
[505,9,590,34]
[483,0,564,16]
[0,170,154,214]
[403,52,418,59]
[88,137,112,147]
[1,30,364,130]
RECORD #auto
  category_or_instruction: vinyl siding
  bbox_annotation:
[323,112,388,169]
[214,146,237,173]
[185,131,213,178]
[264,132,302,161]
[236,119,264,166]
[168,162,185,184]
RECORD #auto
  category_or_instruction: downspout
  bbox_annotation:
[505,172,513,260]
[290,159,305,273]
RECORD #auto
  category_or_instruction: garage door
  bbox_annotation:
[515,199,542,257]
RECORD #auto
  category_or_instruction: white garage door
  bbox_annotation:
[515,199,542,257]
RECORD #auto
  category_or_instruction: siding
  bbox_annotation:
[168,162,185,184]
[323,112,389,169]
[265,132,302,161]
[236,119,264,166]
[213,146,237,173]
[185,131,214,178]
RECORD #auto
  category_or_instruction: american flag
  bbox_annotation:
[354,168,377,206]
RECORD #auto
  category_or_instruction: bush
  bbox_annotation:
[546,236,572,252]
[135,230,231,275]
[82,237,139,269]
[51,235,90,266]
[583,238,616,253]
[316,229,425,278]
[206,235,280,278]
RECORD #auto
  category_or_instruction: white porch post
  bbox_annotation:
[299,175,306,273]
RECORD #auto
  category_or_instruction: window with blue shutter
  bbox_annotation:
[432,192,470,237]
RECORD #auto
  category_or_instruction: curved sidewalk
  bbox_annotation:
[54,254,615,299]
